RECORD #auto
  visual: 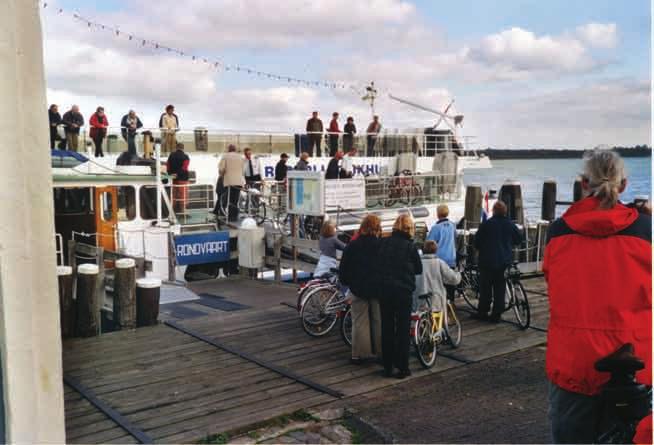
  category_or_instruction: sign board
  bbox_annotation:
[286,170,324,216]
[174,231,230,266]
[325,178,366,211]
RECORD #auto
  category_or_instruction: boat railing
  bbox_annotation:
[363,172,462,210]
[57,126,480,158]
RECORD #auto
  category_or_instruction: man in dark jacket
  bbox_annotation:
[295,152,310,170]
[48,104,63,150]
[121,110,143,156]
[325,151,347,179]
[473,200,522,322]
[166,143,190,214]
[306,111,323,157]
[62,105,84,151]
[274,153,289,181]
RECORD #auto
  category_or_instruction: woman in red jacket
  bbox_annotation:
[544,149,651,443]
[89,106,109,157]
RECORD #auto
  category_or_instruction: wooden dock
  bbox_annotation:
[63,276,550,444]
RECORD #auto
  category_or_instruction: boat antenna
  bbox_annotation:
[361,81,378,119]
[388,93,464,135]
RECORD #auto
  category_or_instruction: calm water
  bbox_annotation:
[464,157,652,220]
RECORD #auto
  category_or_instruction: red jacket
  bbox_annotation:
[89,113,109,139]
[543,196,652,396]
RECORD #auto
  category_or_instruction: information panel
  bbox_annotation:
[286,171,325,216]
[174,231,231,266]
[325,178,367,211]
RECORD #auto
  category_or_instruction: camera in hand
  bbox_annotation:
[594,343,652,444]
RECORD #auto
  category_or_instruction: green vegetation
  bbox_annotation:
[480,145,651,160]
[198,432,229,444]
[342,421,362,444]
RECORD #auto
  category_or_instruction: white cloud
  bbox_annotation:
[576,23,618,49]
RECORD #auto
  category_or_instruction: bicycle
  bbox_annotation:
[456,256,481,310]
[300,272,352,346]
[382,170,423,207]
[413,293,462,368]
[219,184,267,225]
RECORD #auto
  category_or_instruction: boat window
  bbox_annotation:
[117,186,136,221]
[101,192,113,221]
[53,188,92,214]
[139,186,170,220]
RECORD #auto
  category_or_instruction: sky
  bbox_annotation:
[40,0,651,149]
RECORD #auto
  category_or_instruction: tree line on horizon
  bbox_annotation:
[478,145,651,160]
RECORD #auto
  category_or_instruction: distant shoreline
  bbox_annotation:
[479,147,651,160]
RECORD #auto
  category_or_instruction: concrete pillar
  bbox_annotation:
[0,1,66,442]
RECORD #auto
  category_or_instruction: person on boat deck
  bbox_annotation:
[48,104,63,150]
[89,106,109,157]
[413,240,461,313]
[366,115,382,157]
[426,204,457,301]
[274,153,289,182]
[166,143,190,214]
[295,152,310,171]
[328,112,340,157]
[62,105,84,152]
[339,214,383,365]
[159,104,179,153]
[306,111,323,157]
[121,110,143,156]
[325,150,348,180]
[314,220,346,277]
[342,147,357,178]
[218,144,245,222]
[243,147,262,187]
[343,116,356,152]
[473,200,522,323]
[377,214,422,379]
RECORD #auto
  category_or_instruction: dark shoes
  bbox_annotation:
[470,312,489,321]
[489,313,502,323]
[395,369,412,379]
[382,368,393,378]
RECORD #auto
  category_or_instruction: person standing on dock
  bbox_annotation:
[377,214,422,379]
[159,104,179,153]
[294,152,310,170]
[89,106,109,157]
[342,147,356,178]
[166,143,190,214]
[62,104,84,151]
[472,200,522,322]
[121,110,143,156]
[343,116,356,152]
[328,112,340,156]
[218,144,245,222]
[426,205,458,300]
[306,111,323,157]
[366,115,381,156]
[325,150,347,180]
[543,149,652,444]
[339,214,383,365]
[48,104,62,150]
[274,153,289,182]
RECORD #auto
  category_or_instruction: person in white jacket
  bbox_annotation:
[413,240,461,312]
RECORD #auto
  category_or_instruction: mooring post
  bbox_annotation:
[76,264,100,337]
[573,176,583,202]
[136,278,161,327]
[114,258,136,330]
[464,184,482,229]
[499,180,525,226]
[541,180,557,221]
[57,266,75,338]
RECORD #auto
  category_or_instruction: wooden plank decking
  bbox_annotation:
[63,276,550,444]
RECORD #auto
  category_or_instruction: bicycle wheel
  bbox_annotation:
[410,185,423,205]
[300,287,339,337]
[459,269,480,310]
[253,201,267,225]
[340,306,352,346]
[444,303,462,348]
[413,312,437,368]
[511,281,531,330]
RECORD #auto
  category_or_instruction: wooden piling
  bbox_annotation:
[76,264,100,337]
[114,258,136,330]
[499,180,525,226]
[464,184,482,229]
[573,177,583,202]
[541,180,557,221]
[57,266,75,338]
[136,278,161,327]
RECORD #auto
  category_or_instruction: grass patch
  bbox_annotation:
[289,409,319,422]
[198,432,229,444]
[342,421,362,444]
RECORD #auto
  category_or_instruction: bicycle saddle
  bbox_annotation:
[595,343,645,375]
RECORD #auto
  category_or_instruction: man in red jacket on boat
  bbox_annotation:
[544,149,652,444]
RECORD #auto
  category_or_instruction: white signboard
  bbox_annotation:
[325,178,367,211]
[286,171,325,216]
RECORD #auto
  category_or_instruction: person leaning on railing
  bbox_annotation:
[120,110,143,156]
[159,104,179,153]
[366,115,382,157]
[62,104,84,152]
[543,148,652,444]
[328,112,340,157]
[89,106,109,157]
